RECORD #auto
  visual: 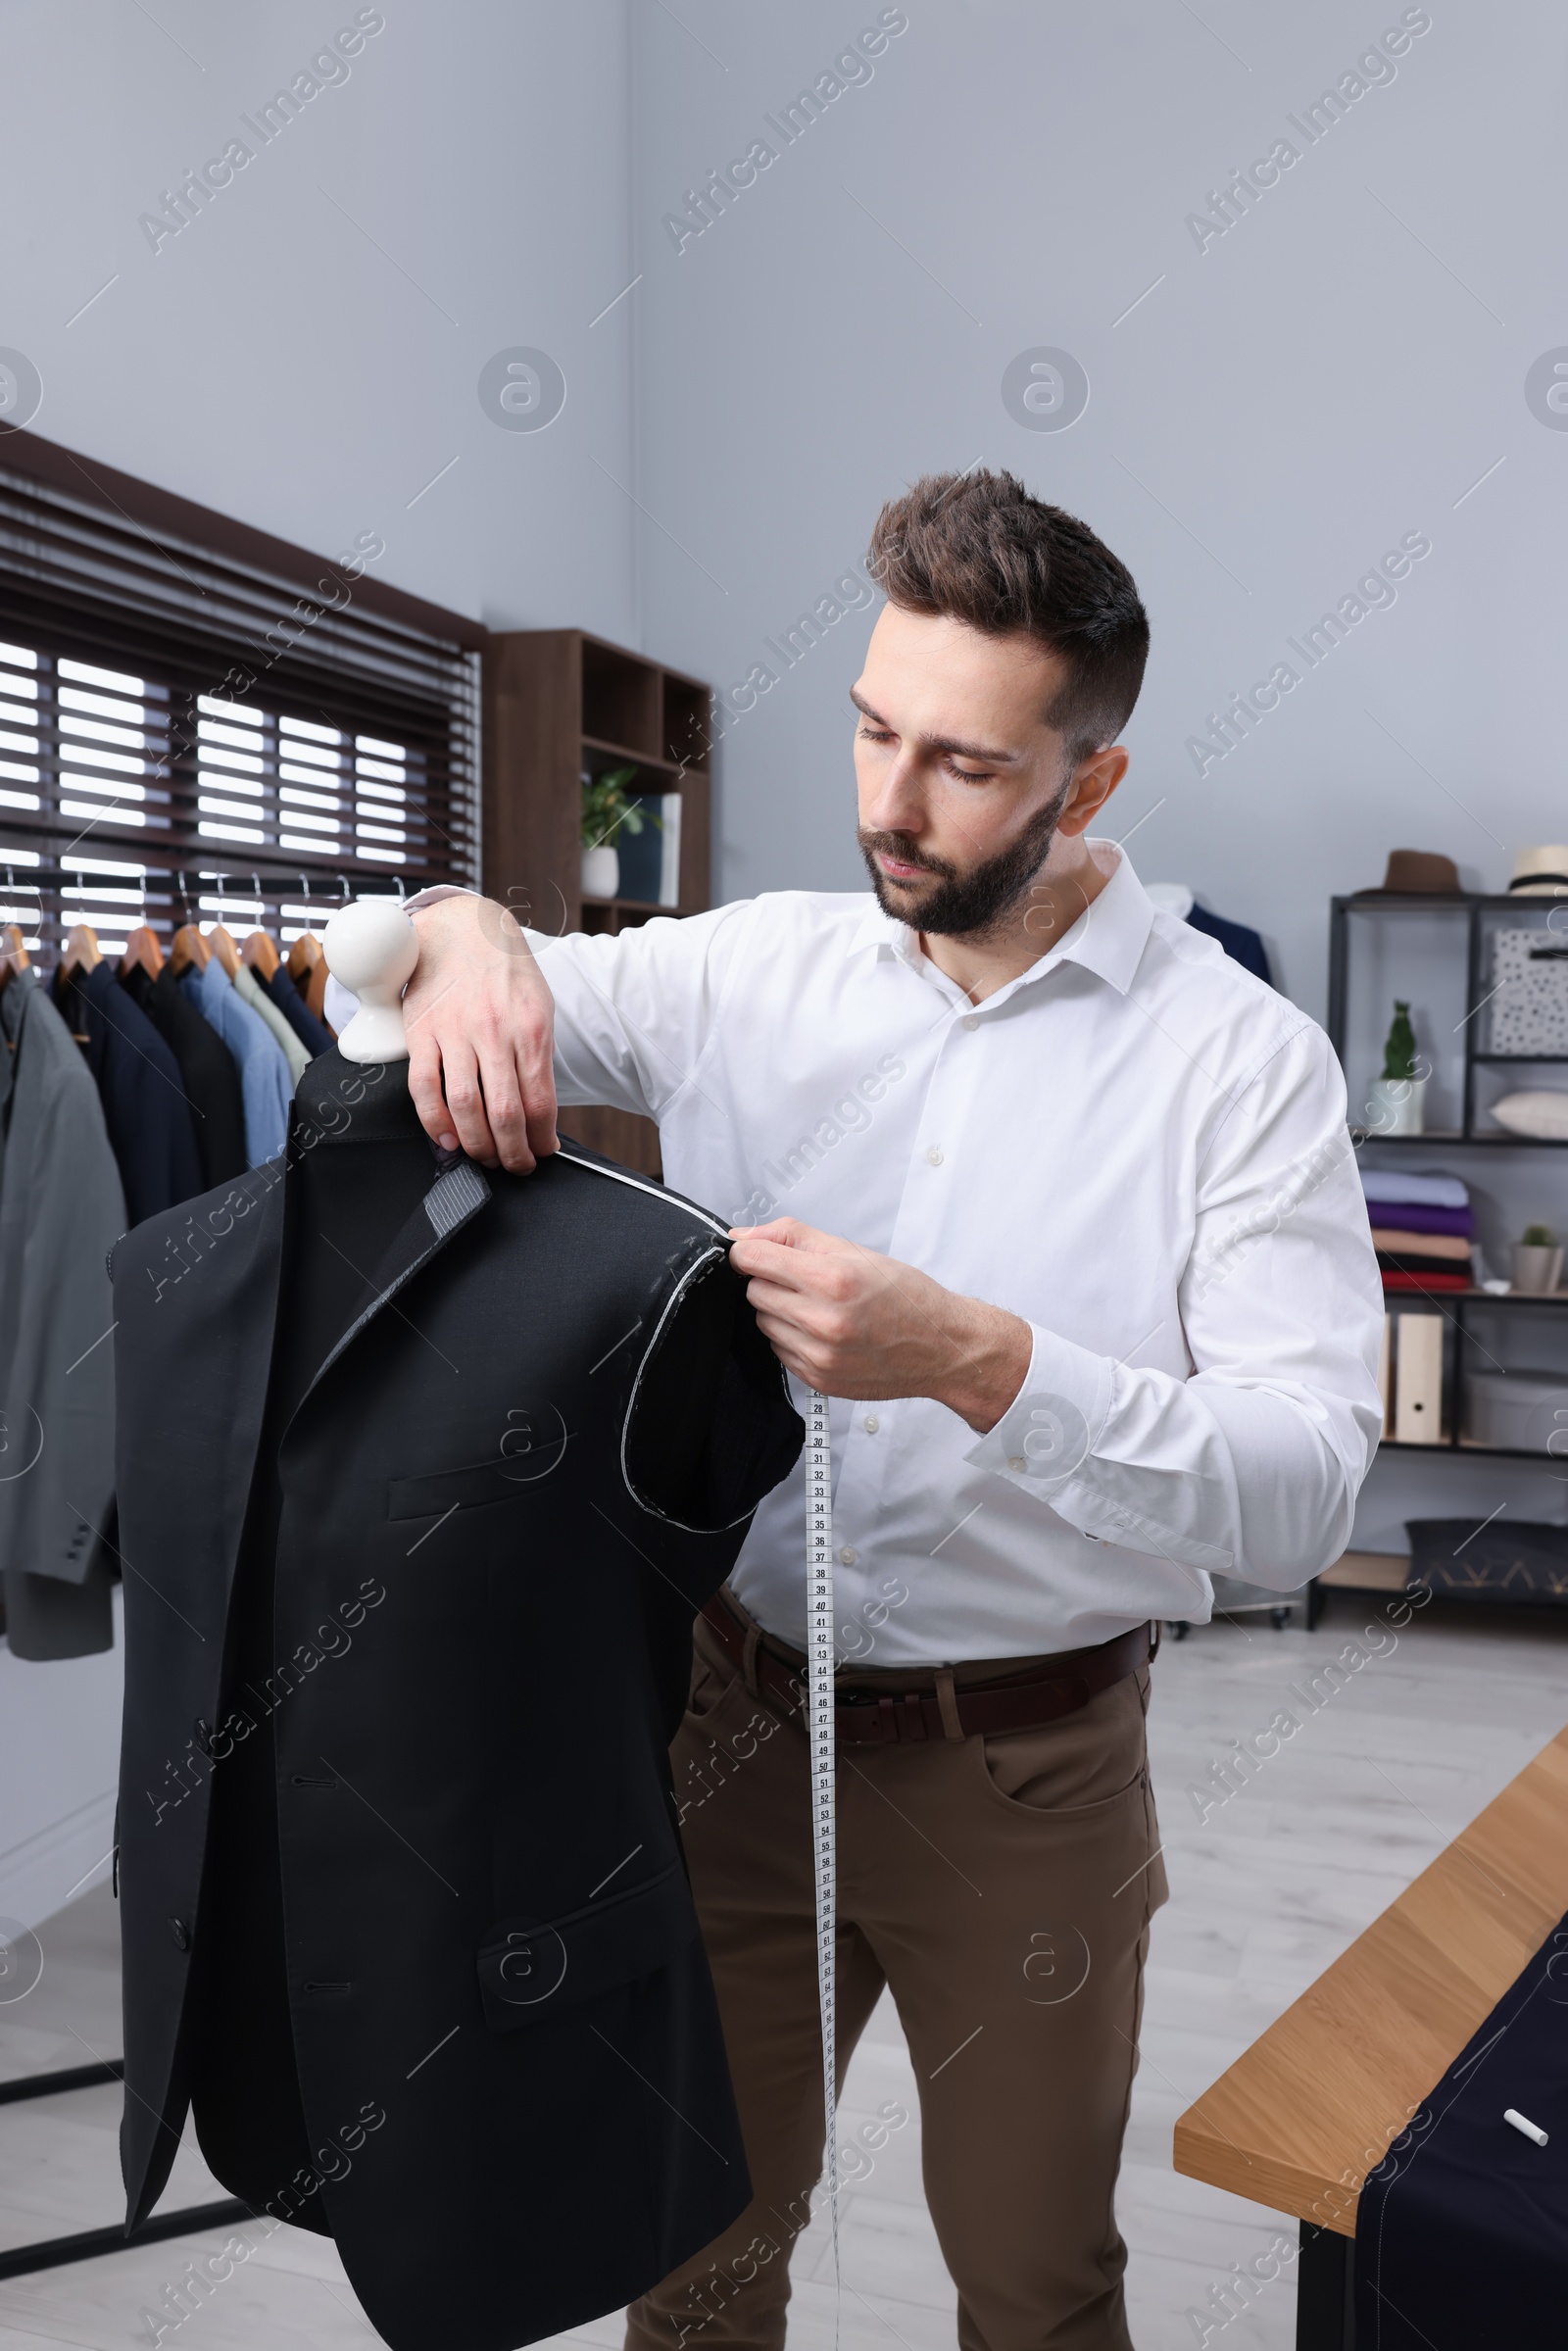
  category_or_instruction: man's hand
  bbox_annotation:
[727,1217,1032,1435]
[403,896,559,1171]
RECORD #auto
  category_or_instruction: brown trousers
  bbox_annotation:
[626,1599,1169,2351]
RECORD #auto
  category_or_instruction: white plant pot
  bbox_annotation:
[1511,1243,1564,1296]
[581,844,619,899]
[1366,1075,1427,1136]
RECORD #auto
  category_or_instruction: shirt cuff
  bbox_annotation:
[332,886,474,1026]
[963,1322,1113,1494]
[405,885,475,911]
[323,971,359,1034]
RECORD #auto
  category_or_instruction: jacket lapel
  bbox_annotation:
[289,1156,492,1419]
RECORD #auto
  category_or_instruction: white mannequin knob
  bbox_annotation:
[322,898,418,1063]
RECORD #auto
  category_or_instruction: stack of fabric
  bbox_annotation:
[1362,1170,1474,1292]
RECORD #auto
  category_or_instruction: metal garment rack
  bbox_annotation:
[0,855,420,969]
[0,2061,247,2279]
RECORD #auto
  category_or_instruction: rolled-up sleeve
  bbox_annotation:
[964,1022,1386,1590]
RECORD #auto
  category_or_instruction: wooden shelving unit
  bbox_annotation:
[482,629,712,1176]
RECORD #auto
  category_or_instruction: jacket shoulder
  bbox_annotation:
[535,1140,803,1535]
[548,1139,730,1241]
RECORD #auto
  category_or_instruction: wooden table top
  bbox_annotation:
[1173,1722,1568,2236]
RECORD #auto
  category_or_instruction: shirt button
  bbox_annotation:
[168,1917,190,1952]
[962,1015,978,1031]
[862,1414,879,1434]
[1007,1457,1026,1473]
[926,1146,944,1166]
[839,1545,858,1566]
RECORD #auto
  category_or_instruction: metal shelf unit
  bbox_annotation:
[1328,890,1568,1494]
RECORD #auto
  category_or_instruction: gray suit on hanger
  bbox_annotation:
[0,968,124,1659]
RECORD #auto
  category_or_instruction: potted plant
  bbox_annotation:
[581,765,661,900]
[1512,1223,1564,1295]
[1366,1000,1427,1136]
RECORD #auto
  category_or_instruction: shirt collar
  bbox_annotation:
[848,839,1156,1003]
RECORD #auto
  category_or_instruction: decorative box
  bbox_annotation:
[1487,929,1568,1055]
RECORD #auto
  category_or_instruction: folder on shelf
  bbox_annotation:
[1394,1314,1445,1445]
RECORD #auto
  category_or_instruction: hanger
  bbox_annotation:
[170,924,210,975]
[0,920,27,997]
[240,876,279,978]
[61,922,102,976]
[305,944,332,1027]
[121,923,165,979]
[206,923,241,978]
[287,873,318,980]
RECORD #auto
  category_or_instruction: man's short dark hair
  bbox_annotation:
[866,469,1150,765]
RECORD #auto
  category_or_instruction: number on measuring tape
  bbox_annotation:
[806,1388,840,2322]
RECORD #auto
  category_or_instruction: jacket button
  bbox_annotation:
[168,1917,190,1951]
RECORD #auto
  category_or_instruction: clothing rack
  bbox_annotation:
[0,853,417,972]
[0,885,388,2273]
[0,2062,248,2278]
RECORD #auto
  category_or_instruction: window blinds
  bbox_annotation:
[0,457,479,956]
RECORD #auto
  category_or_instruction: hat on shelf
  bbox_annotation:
[1353,850,1463,898]
[1505,847,1568,898]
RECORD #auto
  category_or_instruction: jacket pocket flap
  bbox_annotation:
[476,1860,698,2032]
[388,1458,544,1518]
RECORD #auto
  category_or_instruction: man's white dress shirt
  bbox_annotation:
[397,848,1384,1664]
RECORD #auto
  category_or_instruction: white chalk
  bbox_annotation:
[1504,2108,1547,2146]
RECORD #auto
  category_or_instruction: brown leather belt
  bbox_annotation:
[699,1591,1152,1747]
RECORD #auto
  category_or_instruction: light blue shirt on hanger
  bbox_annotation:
[182,956,293,1167]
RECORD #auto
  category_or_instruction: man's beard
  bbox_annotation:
[858,787,1069,940]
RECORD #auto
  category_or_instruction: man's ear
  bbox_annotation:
[1054,746,1129,837]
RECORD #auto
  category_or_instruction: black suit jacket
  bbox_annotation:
[261,960,334,1057]
[112,1087,803,2351]
[60,961,205,1221]
[122,959,248,1187]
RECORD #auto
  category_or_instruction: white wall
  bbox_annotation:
[627,0,1568,1019]
[0,1593,123,1931]
[0,0,638,640]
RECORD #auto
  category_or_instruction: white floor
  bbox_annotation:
[3,1593,1564,2351]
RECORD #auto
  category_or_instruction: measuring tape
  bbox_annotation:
[805,1388,840,2312]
